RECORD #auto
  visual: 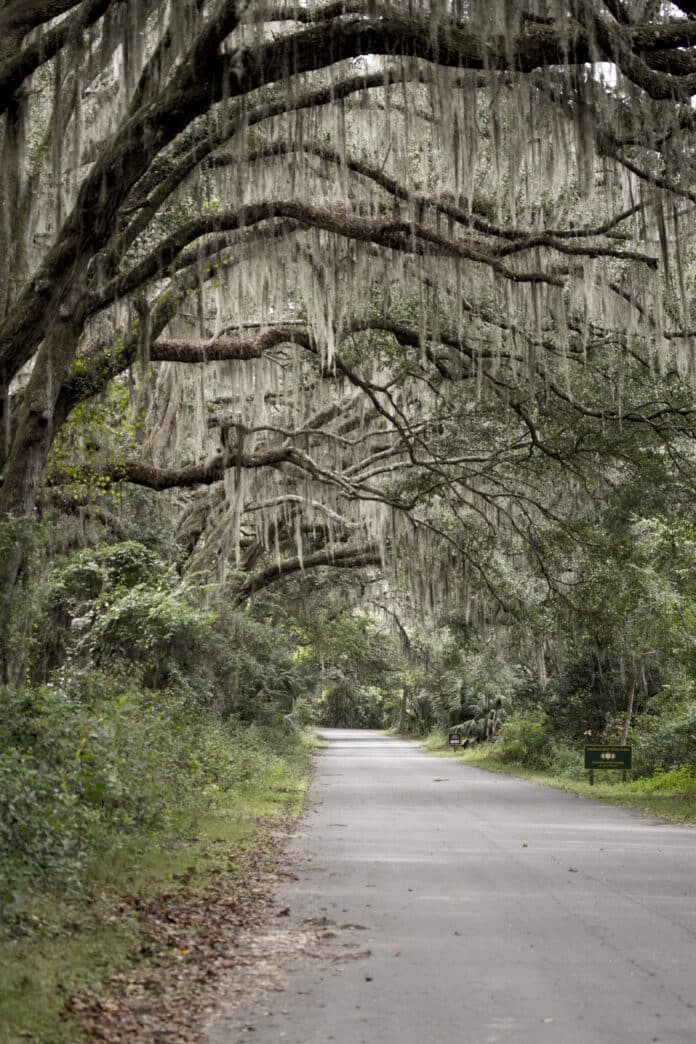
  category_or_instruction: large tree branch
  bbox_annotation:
[149,327,305,364]
[108,72,393,274]
[0,0,113,112]
[0,0,84,46]
[100,201,566,312]
[233,545,381,602]
[0,0,243,380]
[70,445,301,491]
[574,1,696,98]
[50,439,366,494]
[212,142,652,259]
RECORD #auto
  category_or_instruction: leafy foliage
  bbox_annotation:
[0,665,310,924]
[0,534,324,924]
[453,693,509,742]
[256,578,404,728]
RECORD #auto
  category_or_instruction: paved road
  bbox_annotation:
[208,729,696,1043]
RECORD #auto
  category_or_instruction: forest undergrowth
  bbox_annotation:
[0,756,311,1044]
[0,523,319,1043]
[423,735,696,825]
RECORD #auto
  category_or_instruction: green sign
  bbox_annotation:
[584,745,632,770]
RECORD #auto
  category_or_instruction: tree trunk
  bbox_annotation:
[398,688,407,733]
[0,305,83,517]
[620,654,637,746]
[0,289,85,632]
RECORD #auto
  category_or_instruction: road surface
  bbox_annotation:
[207,729,696,1043]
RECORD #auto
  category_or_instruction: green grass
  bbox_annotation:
[0,738,312,1044]
[0,903,135,1044]
[426,738,696,825]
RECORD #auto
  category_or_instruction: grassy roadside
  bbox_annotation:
[421,735,696,825]
[0,735,314,1044]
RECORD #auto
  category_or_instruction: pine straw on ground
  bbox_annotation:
[64,825,293,1043]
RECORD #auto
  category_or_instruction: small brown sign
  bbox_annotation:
[448,732,462,748]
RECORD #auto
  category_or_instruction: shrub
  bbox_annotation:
[628,765,696,794]
[537,652,626,739]
[546,741,584,778]
[493,709,554,768]
[90,584,215,677]
[97,541,161,588]
[634,706,696,776]
[454,693,509,741]
[0,536,319,924]
[0,674,306,924]
[48,557,104,609]
[47,542,162,612]
[0,746,95,917]
[290,697,318,727]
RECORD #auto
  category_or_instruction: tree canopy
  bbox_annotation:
[2,0,696,621]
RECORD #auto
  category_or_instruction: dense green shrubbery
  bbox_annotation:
[319,681,392,728]
[28,541,317,713]
[90,585,215,680]
[635,706,696,776]
[627,765,696,794]
[35,542,213,685]
[0,672,304,921]
[47,542,162,610]
[198,604,316,721]
[491,710,552,767]
[459,655,696,781]
[0,538,320,924]
[401,633,518,737]
[490,710,584,776]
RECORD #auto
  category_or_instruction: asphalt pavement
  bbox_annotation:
[206,729,696,1044]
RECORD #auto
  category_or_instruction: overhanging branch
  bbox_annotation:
[233,545,382,602]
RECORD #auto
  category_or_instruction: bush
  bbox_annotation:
[290,697,318,727]
[0,536,321,925]
[536,652,627,740]
[97,542,161,587]
[174,602,313,720]
[0,674,304,923]
[47,542,162,612]
[545,741,584,778]
[0,746,95,917]
[90,585,215,676]
[634,706,696,776]
[493,710,554,768]
[33,542,178,682]
[628,765,696,794]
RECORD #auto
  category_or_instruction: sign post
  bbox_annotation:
[448,731,462,749]
[584,745,632,785]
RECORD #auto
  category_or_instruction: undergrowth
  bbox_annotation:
[0,673,307,922]
[0,726,312,1044]
[427,732,696,824]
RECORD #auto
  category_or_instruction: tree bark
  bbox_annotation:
[233,547,381,602]
[0,290,86,612]
[398,689,407,733]
[0,0,113,112]
[0,290,86,517]
[620,655,637,746]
